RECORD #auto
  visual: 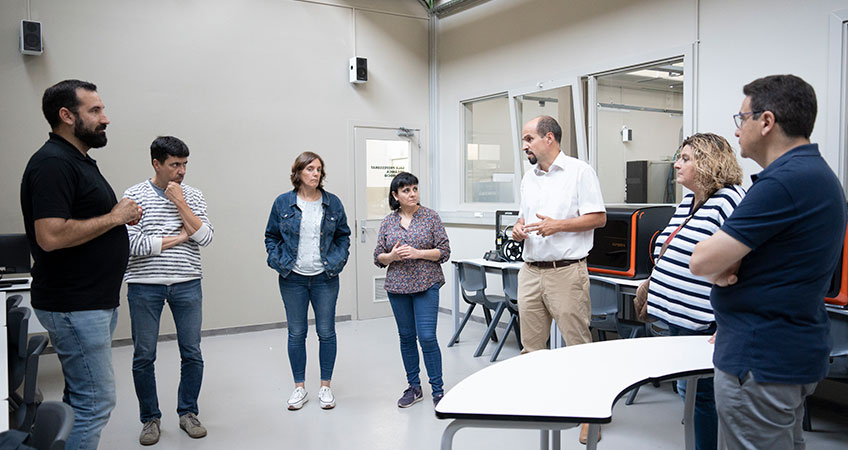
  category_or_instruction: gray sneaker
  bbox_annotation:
[397,385,423,408]
[139,418,160,445]
[179,413,207,439]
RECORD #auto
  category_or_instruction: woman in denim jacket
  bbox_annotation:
[264,151,350,411]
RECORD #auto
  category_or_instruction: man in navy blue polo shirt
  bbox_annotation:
[691,75,847,449]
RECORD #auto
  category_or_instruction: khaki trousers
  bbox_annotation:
[517,260,592,353]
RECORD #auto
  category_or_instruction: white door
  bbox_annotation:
[353,126,421,319]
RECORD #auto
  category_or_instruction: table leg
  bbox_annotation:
[551,430,561,449]
[539,430,549,450]
[586,424,600,450]
[683,376,698,450]
[453,263,460,337]
[441,420,461,450]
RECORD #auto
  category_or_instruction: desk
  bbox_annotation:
[436,335,714,450]
[451,259,645,346]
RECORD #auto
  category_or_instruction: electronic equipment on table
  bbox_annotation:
[587,206,674,279]
[0,233,31,278]
[484,210,523,262]
[826,213,848,307]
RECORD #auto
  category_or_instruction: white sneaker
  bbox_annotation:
[318,386,336,409]
[287,387,308,410]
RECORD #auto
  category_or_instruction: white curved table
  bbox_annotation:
[436,336,715,450]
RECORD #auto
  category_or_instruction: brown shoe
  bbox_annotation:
[579,423,601,445]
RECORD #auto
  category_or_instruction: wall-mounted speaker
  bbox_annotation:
[20,20,43,55]
[349,57,367,84]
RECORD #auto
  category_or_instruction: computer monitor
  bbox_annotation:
[0,233,31,277]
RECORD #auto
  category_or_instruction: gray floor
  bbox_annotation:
[35,315,848,449]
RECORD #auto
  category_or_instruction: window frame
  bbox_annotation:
[828,9,848,196]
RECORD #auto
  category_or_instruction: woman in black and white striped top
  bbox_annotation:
[646,133,745,450]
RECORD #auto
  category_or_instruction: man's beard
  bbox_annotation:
[526,152,537,165]
[74,117,108,148]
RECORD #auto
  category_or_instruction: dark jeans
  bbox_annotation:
[669,322,717,450]
[387,283,444,397]
[278,272,339,382]
[127,280,204,422]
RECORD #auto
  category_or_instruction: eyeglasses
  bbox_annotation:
[733,110,764,128]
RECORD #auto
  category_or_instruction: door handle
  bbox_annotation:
[360,219,367,243]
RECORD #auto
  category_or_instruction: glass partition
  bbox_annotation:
[462,94,515,203]
[365,139,410,220]
[515,85,579,174]
[593,59,684,204]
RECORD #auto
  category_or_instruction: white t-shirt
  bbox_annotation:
[293,196,324,275]
[518,151,605,261]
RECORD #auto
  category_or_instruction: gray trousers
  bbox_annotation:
[714,369,817,450]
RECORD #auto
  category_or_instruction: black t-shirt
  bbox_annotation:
[20,133,128,312]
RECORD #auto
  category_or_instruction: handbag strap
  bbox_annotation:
[656,197,707,261]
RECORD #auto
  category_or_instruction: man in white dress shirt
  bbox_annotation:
[511,115,606,442]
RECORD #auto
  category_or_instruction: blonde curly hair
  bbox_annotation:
[678,133,742,196]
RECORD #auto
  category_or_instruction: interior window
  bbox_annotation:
[515,85,579,175]
[462,94,514,203]
[593,59,684,204]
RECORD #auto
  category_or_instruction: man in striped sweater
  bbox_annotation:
[123,136,214,445]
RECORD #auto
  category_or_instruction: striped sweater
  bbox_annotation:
[123,180,213,283]
[646,185,746,330]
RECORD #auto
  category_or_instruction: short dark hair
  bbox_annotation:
[290,151,326,190]
[743,74,817,139]
[388,172,419,211]
[535,115,562,144]
[42,79,98,129]
[150,136,190,164]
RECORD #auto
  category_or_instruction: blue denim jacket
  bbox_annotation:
[264,189,351,278]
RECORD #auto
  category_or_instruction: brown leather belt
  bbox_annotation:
[527,258,585,269]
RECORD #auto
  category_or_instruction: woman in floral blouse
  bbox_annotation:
[374,172,451,408]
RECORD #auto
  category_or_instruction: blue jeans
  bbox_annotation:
[387,284,444,397]
[669,322,718,450]
[278,272,339,382]
[34,308,118,450]
[127,280,204,422]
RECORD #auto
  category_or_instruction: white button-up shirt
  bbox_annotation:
[519,151,605,261]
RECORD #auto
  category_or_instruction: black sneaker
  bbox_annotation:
[433,393,444,407]
[397,385,423,408]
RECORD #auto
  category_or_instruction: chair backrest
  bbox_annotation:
[8,307,30,392]
[501,267,520,302]
[6,294,23,313]
[457,261,487,292]
[29,401,74,450]
[589,278,620,318]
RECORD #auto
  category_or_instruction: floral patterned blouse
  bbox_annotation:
[374,206,451,294]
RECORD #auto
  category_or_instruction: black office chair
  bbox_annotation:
[481,266,522,362]
[803,307,848,431]
[589,278,620,341]
[8,306,49,432]
[29,401,74,450]
[448,261,500,349]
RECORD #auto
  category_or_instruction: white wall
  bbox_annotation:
[0,0,429,339]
